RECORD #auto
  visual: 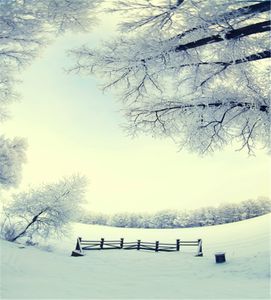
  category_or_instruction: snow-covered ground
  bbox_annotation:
[1,214,270,299]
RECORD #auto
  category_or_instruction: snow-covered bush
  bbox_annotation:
[1,175,87,242]
[0,213,18,241]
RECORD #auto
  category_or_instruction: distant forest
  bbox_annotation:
[78,198,271,229]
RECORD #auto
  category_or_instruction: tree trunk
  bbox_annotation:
[11,210,45,242]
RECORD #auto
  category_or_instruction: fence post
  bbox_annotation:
[196,239,203,256]
[176,239,180,251]
[137,240,141,250]
[155,241,159,252]
[71,237,85,256]
[100,238,104,249]
[75,237,82,251]
[120,238,124,249]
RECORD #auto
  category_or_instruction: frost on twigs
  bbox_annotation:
[0,0,103,118]
[72,0,271,155]
[124,76,270,155]
[0,136,27,189]
[1,175,88,242]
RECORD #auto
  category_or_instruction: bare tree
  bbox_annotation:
[1,175,87,242]
[71,0,270,154]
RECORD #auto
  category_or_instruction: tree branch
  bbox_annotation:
[175,50,270,69]
[11,209,48,242]
[132,100,269,116]
[172,1,271,41]
[175,20,270,52]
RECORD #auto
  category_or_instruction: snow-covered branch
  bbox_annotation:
[71,0,270,154]
[0,0,103,111]
[0,136,27,189]
[126,92,269,154]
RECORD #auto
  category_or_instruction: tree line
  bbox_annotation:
[78,198,271,229]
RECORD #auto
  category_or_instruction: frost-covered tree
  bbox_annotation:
[1,175,87,242]
[152,209,179,228]
[0,136,27,189]
[191,207,219,226]
[78,211,109,225]
[0,0,102,116]
[109,212,131,227]
[172,211,191,227]
[72,0,270,154]
[218,203,242,223]
[239,198,271,219]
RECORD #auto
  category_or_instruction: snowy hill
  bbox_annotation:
[1,214,270,299]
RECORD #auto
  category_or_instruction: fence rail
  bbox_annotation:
[71,237,203,257]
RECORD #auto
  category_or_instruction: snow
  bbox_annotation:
[1,214,270,299]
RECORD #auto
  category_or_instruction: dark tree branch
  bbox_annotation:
[11,209,48,242]
[175,0,185,8]
[176,50,270,68]
[175,21,270,52]
[133,100,269,116]
[172,1,271,41]
[129,100,267,154]
[236,119,260,155]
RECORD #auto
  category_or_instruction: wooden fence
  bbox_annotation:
[71,237,203,257]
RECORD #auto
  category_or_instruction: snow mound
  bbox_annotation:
[1,214,270,299]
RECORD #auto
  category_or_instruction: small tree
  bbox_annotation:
[1,175,87,242]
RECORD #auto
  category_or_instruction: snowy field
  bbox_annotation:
[1,214,270,299]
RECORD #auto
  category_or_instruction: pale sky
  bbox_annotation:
[2,18,270,214]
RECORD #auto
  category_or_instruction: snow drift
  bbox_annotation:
[1,214,270,299]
